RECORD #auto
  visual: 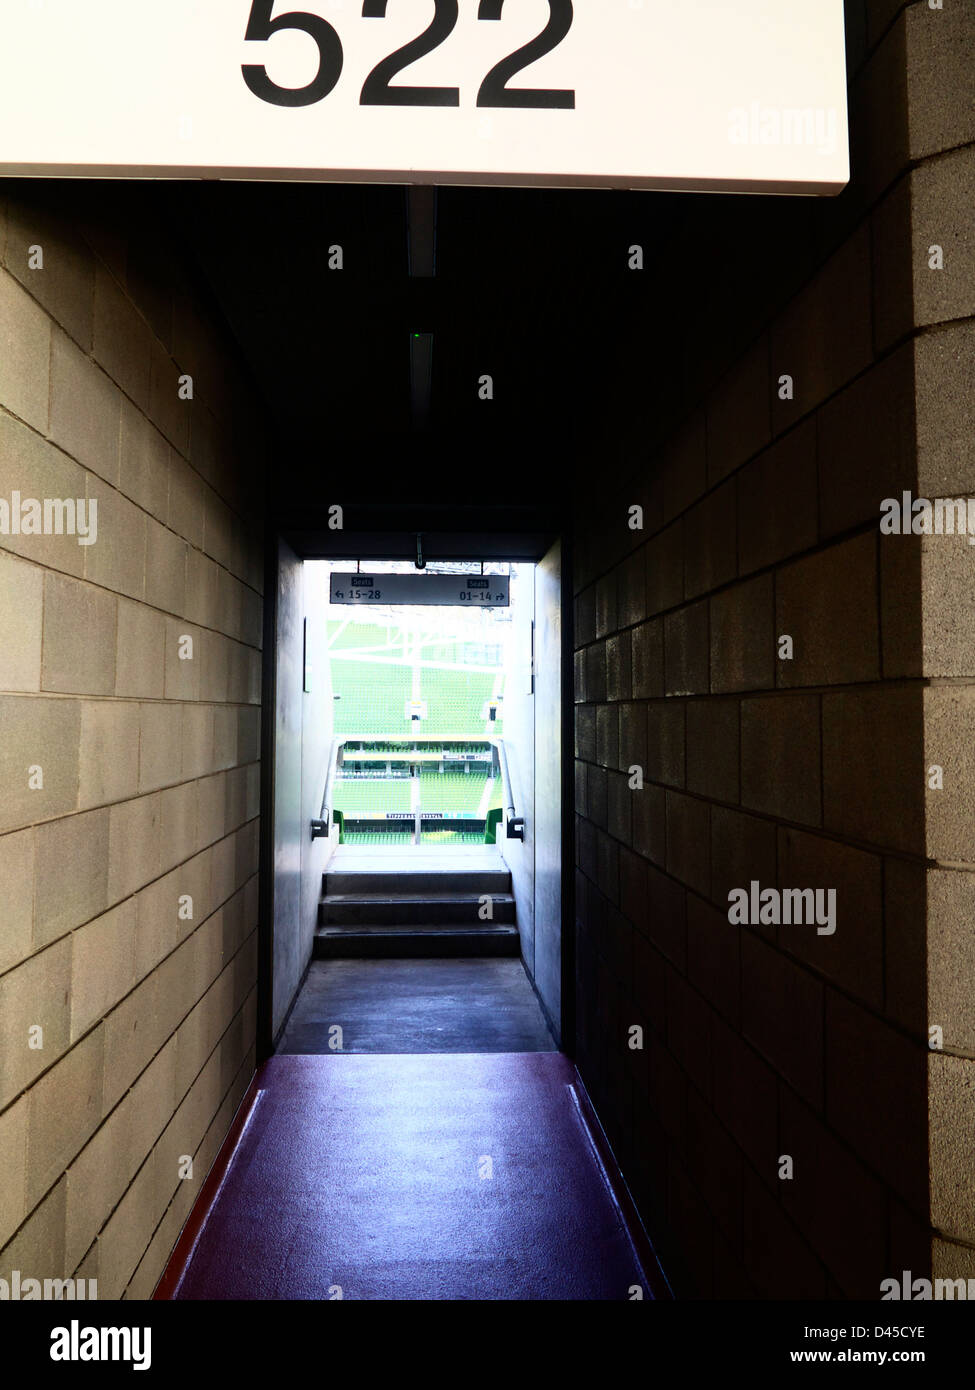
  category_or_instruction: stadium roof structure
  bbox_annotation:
[327,617,505,741]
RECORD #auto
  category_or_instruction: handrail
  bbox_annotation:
[311,736,346,840]
[490,738,525,841]
[312,735,524,842]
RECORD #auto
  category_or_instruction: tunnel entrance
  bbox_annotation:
[320,558,513,853]
[262,535,569,1056]
[316,557,523,962]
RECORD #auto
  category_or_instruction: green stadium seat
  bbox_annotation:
[327,622,506,835]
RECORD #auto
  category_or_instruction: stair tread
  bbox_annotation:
[316,923,519,936]
[327,865,508,874]
[322,891,515,904]
[325,872,514,895]
[314,924,520,958]
[325,873,511,884]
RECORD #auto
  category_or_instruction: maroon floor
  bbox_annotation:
[161,1053,656,1300]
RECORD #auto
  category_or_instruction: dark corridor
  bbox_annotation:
[1,0,973,1337]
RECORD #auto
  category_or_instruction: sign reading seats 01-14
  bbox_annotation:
[0,1,849,194]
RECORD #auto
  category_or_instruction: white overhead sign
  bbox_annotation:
[330,572,510,605]
[0,1,849,194]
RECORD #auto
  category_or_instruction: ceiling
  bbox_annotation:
[178,181,679,468]
[98,174,822,525]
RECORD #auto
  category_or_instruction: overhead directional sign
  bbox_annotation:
[330,572,510,606]
[0,1,848,193]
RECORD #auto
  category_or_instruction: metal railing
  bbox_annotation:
[311,736,345,841]
[490,738,524,841]
[311,736,524,842]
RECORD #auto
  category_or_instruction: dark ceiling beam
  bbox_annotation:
[410,331,434,432]
[407,186,437,278]
[407,187,438,430]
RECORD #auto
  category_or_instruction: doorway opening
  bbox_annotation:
[320,557,518,854]
[262,537,569,1059]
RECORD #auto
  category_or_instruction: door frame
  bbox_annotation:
[256,521,575,1060]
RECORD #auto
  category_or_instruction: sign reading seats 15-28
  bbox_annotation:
[0,1,848,193]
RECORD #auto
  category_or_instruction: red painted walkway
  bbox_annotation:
[158,1053,661,1300]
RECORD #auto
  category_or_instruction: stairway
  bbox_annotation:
[315,850,519,958]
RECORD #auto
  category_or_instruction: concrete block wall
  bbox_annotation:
[0,184,266,1298]
[572,1,975,1297]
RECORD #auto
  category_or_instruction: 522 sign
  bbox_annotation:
[242,0,575,110]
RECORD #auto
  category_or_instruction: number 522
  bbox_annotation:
[242,0,575,110]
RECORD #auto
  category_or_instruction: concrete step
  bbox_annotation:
[324,867,511,896]
[313,924,520,959]
[318,892,516,928]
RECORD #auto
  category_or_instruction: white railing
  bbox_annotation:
[311,736,523,842]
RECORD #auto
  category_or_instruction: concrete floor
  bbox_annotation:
[277,958,557,1054]
[166,1053,654,1300]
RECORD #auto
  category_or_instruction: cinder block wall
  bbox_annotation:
[572,1,975,1297]
[0,185,266,1297]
